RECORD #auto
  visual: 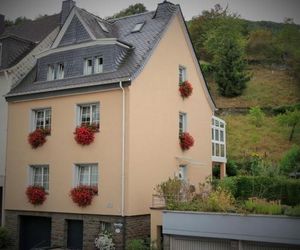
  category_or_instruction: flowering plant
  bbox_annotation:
[74,124,99,145]
[28,128,50,149]
[26,186,47,205]
[70,185,98,207]
[95,231,115,250]
[179,132,194,150]
[179,81,193,98]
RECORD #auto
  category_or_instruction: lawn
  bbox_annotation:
[208,65,300,108]
[223,114,300,161]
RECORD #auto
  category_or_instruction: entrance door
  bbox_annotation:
[19,216,51,250]
[67,220,83,250]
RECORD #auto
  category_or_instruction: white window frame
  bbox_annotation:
[178,165,187,181]
[84,58,93,75]
[32,108,51,132]
[179,112,187,134]
[132,22,145,33]
[74,163,98,187]
[57,63,64,79]
[29,165,49,191]
[212,116,226,163]
[94,56,103,74]
[47,64,55,80]
[179,65,187,84]
[77,103,100,127]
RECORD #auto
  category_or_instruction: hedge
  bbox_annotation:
[218,176,300,206]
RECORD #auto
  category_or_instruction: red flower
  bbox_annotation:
[179,81,193,98]
[179,132,194,150]
[26,186,47,205]
[70,185,98,207]
[74,125,95,145]
[28,129,47,149]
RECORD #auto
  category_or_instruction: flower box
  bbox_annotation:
[179,81,193,98]
[74,125,98,145]
[179,132,194,150]
[28,128,50,149]
[26,186,47,205]
[70,185,98,207]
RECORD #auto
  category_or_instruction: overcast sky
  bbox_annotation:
[1,0,300,24]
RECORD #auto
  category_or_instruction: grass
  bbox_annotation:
[223,114,300,161]
[208,65,300,108]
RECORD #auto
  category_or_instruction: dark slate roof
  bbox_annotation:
[0,14,60,43]
[7,1,180,98]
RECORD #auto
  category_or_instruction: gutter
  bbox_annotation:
[119,81,126,217]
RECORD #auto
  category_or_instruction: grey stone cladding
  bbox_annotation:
[59,15,92,47]
[37,44,128,82]
[5,210,150,250]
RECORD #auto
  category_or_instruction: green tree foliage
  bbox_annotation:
[280,145,300,175]
[248,106,265,127]
[0,227,10,249]
[277,109,300,141]
[246,29,281,63]
[5,16,31,28]
[108,3,147,19]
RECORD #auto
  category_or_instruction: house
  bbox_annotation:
[4,0,226,249]
[0,12,60,226]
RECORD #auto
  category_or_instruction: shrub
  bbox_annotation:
[226,159,238,177]
[218,176,300,205]
[74,125,95,145]
[0,227,10,249]
[179,132,194,150]
[280,145,300,175]
[284,205,300,216]
[28,129,47,149]
[244,198,282,215]
[26,186,47,205]
[204,187,236,212]
[248,106,265,127]
[179,81,193,98]
[70,185,98,207]
[95,231,115,249]
[126,239,147,250]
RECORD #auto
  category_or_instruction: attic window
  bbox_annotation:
[98,21,109,33]
[131,22,145,33]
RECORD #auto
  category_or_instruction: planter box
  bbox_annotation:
[163,211,300,246]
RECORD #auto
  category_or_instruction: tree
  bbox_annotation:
[277,109,300,141]
[108,3,147,19]
[248,106,265,127]
[205,24,250,97]
[280,145,300,175]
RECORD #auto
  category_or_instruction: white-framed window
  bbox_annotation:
[94,56,103,74]
[0,43,2,67]
[84,58,93,75]
[100,221,112,232]
[57,63,64,79]
[132,22,145,33]
[33,108,51,131]
[75,164,98,187]
[212,116,226,162]
[78,103,99,127]
[179,112,187,134]
[47,65,55,80]
[178,165,187,181]
[179,65,186,84]
[29,165,49,190]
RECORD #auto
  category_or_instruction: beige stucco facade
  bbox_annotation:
[5,13,214,217]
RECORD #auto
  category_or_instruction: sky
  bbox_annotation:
[1,0,300,24]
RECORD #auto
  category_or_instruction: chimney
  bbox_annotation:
[60,0,76,27]
[0,14,5,35]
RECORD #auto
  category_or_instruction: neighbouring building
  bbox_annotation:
[4,1,226,249]
[0,12,60,226]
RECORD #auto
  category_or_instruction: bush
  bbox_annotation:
[226,159,238,177]
[205,187,236,212]
[0,227,10,249]
[244,198,282,215]
[218,176,300,205]
[280,145,300,175]
[284,205,300,216]
[126,239,147,250]
[248,106,265,127]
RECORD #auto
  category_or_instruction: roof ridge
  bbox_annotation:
[108,11,154,22]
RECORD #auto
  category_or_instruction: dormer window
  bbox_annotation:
[47,63,64,81]
[132,22,145,33]
[94,57,103,74]
[98,21,109,33]
[84,58,93,75]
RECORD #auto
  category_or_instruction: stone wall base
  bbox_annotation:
[5,210,150,250]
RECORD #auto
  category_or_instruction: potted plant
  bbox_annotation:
[70,185,98,207]
[26,186,47,205]
[28,128,51,149]
[95,231,115,249]
[179,81,193,98]
[74,123,99,145]
[179,132,194,150]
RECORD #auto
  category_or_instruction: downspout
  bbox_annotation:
[119,81,125,217]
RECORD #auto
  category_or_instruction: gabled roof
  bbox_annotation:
[0,14,60,43]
